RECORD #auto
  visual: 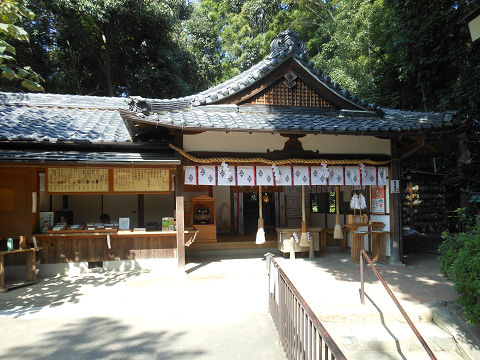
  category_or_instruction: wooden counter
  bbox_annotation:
[35,229,197,264]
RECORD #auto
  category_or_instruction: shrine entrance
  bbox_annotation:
[243,191,276,236]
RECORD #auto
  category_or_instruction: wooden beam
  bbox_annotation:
[138,194,144,228]
[175,133,185,270]
[175,165,185,270]
[390,158,402,264]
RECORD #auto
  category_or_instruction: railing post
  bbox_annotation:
[360,250,365,305]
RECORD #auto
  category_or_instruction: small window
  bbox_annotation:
[312,191,345,213]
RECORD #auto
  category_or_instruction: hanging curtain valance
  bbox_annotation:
[185,164,388,186]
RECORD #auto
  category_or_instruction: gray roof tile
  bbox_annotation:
[0,92,131,143]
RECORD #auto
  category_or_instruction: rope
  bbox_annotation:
[169,144,393,166]
[259,185,263,219]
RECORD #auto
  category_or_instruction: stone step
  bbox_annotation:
[324,321,460,358]
[343,350,465,360]
[313,301,434,325]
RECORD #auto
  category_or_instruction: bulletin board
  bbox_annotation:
[113,168,170,192]
[47,168,109,193]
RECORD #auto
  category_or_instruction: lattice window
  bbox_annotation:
[243,78,335,108]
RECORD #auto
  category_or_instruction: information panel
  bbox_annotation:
[47,168,109,193]
[113,168,170,192]
[371,185,386,214]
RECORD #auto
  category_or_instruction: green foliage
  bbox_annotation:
[439,217,480,324]
[0,0,44,91]
[20,0,199,97]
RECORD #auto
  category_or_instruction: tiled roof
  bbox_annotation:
[0,92,131,143]
[126,30,455,135]
[130,30,373,113]
[0,149,179,164]
[126,105,454,134]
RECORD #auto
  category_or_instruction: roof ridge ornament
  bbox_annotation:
[269,29,306,59]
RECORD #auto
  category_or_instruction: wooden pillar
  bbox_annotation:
[176,165,185,270]
[138,194,144,228]
[390,159,402,264]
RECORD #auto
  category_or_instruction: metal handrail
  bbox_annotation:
[266,253,346,360]
[359,249,437,360]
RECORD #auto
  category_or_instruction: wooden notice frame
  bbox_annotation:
[113,168,171,193]
[47,168,109,193]
[371,185,386,214]
[45,166,174,195]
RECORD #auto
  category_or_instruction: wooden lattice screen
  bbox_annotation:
[243,78,335,108]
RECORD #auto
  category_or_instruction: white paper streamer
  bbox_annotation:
[293,232,299,243]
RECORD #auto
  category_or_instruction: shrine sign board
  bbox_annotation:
[113,168,170,192]
[47,168,109,193]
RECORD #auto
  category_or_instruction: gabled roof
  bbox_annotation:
[124,30,455,136]
[0,92,131,143]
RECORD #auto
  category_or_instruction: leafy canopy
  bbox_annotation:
[0,0,44,91]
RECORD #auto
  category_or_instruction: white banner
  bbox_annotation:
[275,166,293,186]
[236,166,255,186]
[184,166,197,185]
[217,165,236,185]
[362,166,377,186]
[344,166,361,186]
[256,166,275,186]
[293,166,310,186]
[377,167,388,185]
[197,165,216,185]
[310,166,329,185]
[328,166,344,185]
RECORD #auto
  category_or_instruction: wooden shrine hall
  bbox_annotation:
[0,30,457,280]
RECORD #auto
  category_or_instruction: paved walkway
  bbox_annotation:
[0,254,286,360]
[0,248,477,360]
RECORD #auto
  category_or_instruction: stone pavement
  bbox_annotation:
[274,250,480,360]
[0,254,286,360]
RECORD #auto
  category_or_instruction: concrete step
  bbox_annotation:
[312,302,434,325]
[324,321,462,359]
[344,350,465,360]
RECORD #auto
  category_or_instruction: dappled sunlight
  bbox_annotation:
[0,268,150,319]
[0,317,204,360]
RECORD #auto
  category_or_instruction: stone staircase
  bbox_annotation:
[318,302,466,360]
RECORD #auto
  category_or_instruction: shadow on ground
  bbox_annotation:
[1,317,204,360]
[284,250,457,304]
[0,269,150,318]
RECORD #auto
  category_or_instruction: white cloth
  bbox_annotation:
[362,166,377,185]
[310,165,330,185]
[293,166,310,185]
[197,165,216,185]
[377,167,388,185]
[184,166,197,185]
[256,166,275,186]
[344,166,361,186]
[275,166,293,186]
[328,166,344,185]
[236,166,255,186]
[217,165,236,185]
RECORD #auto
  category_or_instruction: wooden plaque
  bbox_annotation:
[47,168,109,193]
[113,168,170,192]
